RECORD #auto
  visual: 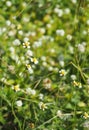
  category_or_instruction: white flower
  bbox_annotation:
[57,110,62,118]
[39,102,47,111]
[12,84,20,92]
[8,30,16,36]
[6,20,11,26]
[6,1,12,7]
[48,66,53,71]
[26,88,32,94]
[18,30,23,35]
[64,8,70,14]
[31,58,38,64]
[42,62,47,67]
[58,9,63,17]
[16,100,23,107]
[77,44,85,53]
[2,27,6,33]
[83,112,89,119]
[83,121,89,128]
[23,37,29,42]
[69,46,74,54]
[82,30,87,35]
[26,88,36,95]
[33,41,42,48]
[59,69,66,76]
[59,60,64,67]
[56,29,65,36]
[41,56,46,61]
[43,78,52,89]
[70,74,76,80]
[26,50,33,57]
[26,64,34,74]
[54,7,60,13]
[31,90,36,95]
[71,0,77,4]
[39,28,45,34]
[22,17,29,23]
[39,93,44,100]
[66,34,72,41]
[23,42,30,48]
[13,39,21,46]
[86,20,89,25]
[9,47,15,53]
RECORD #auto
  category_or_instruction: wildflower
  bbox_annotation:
[59,69,66,76]
[66,34,72,41]
[31,57,38,64]
[26,64,31,69]
[56,29,65,36]
[83,121,89,128]
[77,44,85,53]
[26,88,36,95]
[23,41,30,48]
[13,39,21,46]
[6,1,12,7]
[26,64,33,74]
[57,110,63,118]
[83,112,89,119]
[39,102,47,111]
[26,50,33,57]
[70,75,76,80]
[23,37,29,42]
[16,100,23,107]
[12,84,20,92]
[18,30,23,35]
[43,78,52,89]
[39,93,44,100]
[71,0,77,4]
[59,60,64,67]
[77,82,82,88]
[69,46,74,54]
[86,19,89,25]
[72,81,82,88]
[6,20,11,26]
[58,9,63,17]
[72,80,78,86]
[48,66,53,71]
[64,8,70,14]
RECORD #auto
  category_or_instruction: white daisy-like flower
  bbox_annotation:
[26,64,33,74]
[39,102,47,111]
[23,41,30,48]
[59,69,66,76]
[12,84,20,92]
[31,58,38,64]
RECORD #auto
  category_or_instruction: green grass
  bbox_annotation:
[0,0,89,130]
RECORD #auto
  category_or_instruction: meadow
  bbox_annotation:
[0,0,89,130]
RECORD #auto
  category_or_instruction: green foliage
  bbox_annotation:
[0,0,89,130]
